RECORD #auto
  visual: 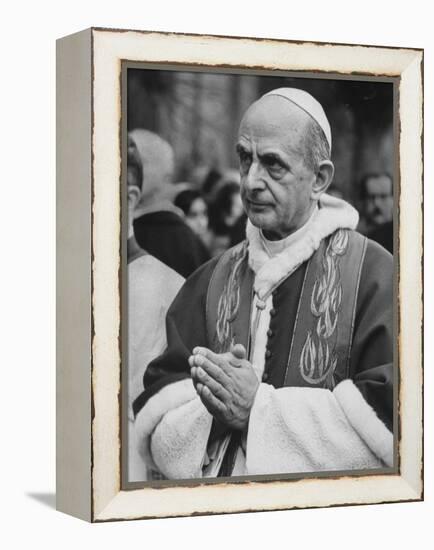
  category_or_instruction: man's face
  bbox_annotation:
[364,175,393,226]
[237,96,317,240]
[186,197,208,237]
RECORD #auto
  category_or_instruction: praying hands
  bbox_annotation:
[188,343,260,430]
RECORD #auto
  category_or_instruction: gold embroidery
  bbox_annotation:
[300,230,349,388]
[215,242,248,353]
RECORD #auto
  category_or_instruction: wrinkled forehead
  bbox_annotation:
[238,95,310,149]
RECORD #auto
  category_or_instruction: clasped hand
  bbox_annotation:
[188,343,259,430]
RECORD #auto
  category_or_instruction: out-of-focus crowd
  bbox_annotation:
[129,128,248,281]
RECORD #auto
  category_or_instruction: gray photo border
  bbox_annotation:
[120,60,401,492]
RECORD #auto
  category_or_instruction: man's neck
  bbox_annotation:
[262,201,317,241]
[260,206,318,258]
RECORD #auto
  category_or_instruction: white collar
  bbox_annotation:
[246,193,359,300]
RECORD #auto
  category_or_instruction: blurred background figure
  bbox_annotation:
[126,135,184,481]
[130,129,210,277]
[201,167,223,203]
[208,181,246,256]
[358,172,394,253]
[174,188,210,244]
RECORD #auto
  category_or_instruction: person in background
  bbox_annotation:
[130,129,211,277]
[201,167,223,202]
[174,189,211,257]
[359,172,394,254]
[126,135,184,481]
[208,182,246,256]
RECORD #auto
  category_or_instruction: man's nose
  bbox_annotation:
[373,196,383,208]
[244,161,266,192]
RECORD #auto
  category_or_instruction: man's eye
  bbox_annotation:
[262,155,281,168]
[238,151,252,172]
[262,155,285,176]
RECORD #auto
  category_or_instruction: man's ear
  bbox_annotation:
[311,160,335,200]
[127,186,141,210]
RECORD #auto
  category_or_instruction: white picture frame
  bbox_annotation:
[56,27,423,522]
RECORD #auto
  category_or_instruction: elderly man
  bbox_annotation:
[133,89,393,479]
[130,129,210,278]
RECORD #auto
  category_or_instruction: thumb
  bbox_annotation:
[231,343,247,360]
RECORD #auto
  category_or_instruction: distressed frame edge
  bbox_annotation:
[91,25,423,55]
[396,51,424,500]
[90,29,423,522]
[94,482,422,523]
[56,27,93,522]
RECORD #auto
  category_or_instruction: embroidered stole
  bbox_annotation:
[205,229,367,476]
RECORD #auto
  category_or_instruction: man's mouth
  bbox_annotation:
[247,199,271,208]
[373,211,384,222]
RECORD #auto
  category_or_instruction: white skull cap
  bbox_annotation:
[262,88,332,151]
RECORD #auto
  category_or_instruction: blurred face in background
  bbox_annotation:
[186,197,208,237]
[364,175,393,226]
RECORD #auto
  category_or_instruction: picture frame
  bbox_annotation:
[56,27,423,522]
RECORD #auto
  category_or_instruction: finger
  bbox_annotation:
[200,385,227,416]
[190,353,213,369]
[191,374,198,393]
[193,353,230,385]
[231,343,247,360]
[193,347,231,369]
[192,346,213,359]
[196,366,231,402]
[190,358,200,388]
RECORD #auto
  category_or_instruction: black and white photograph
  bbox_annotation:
[125,67,396,484]
[2,0,430,538]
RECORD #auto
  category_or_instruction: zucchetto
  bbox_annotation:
[262,88,332,151]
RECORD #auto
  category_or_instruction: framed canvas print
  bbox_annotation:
[56,27,423,522]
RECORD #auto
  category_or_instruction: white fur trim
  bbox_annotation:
[246,382,386,475]
[134,378,213,478]
[134,378,197,470]
[334,379,394,467]
[247,194,359,298]
[151,397,213,478]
